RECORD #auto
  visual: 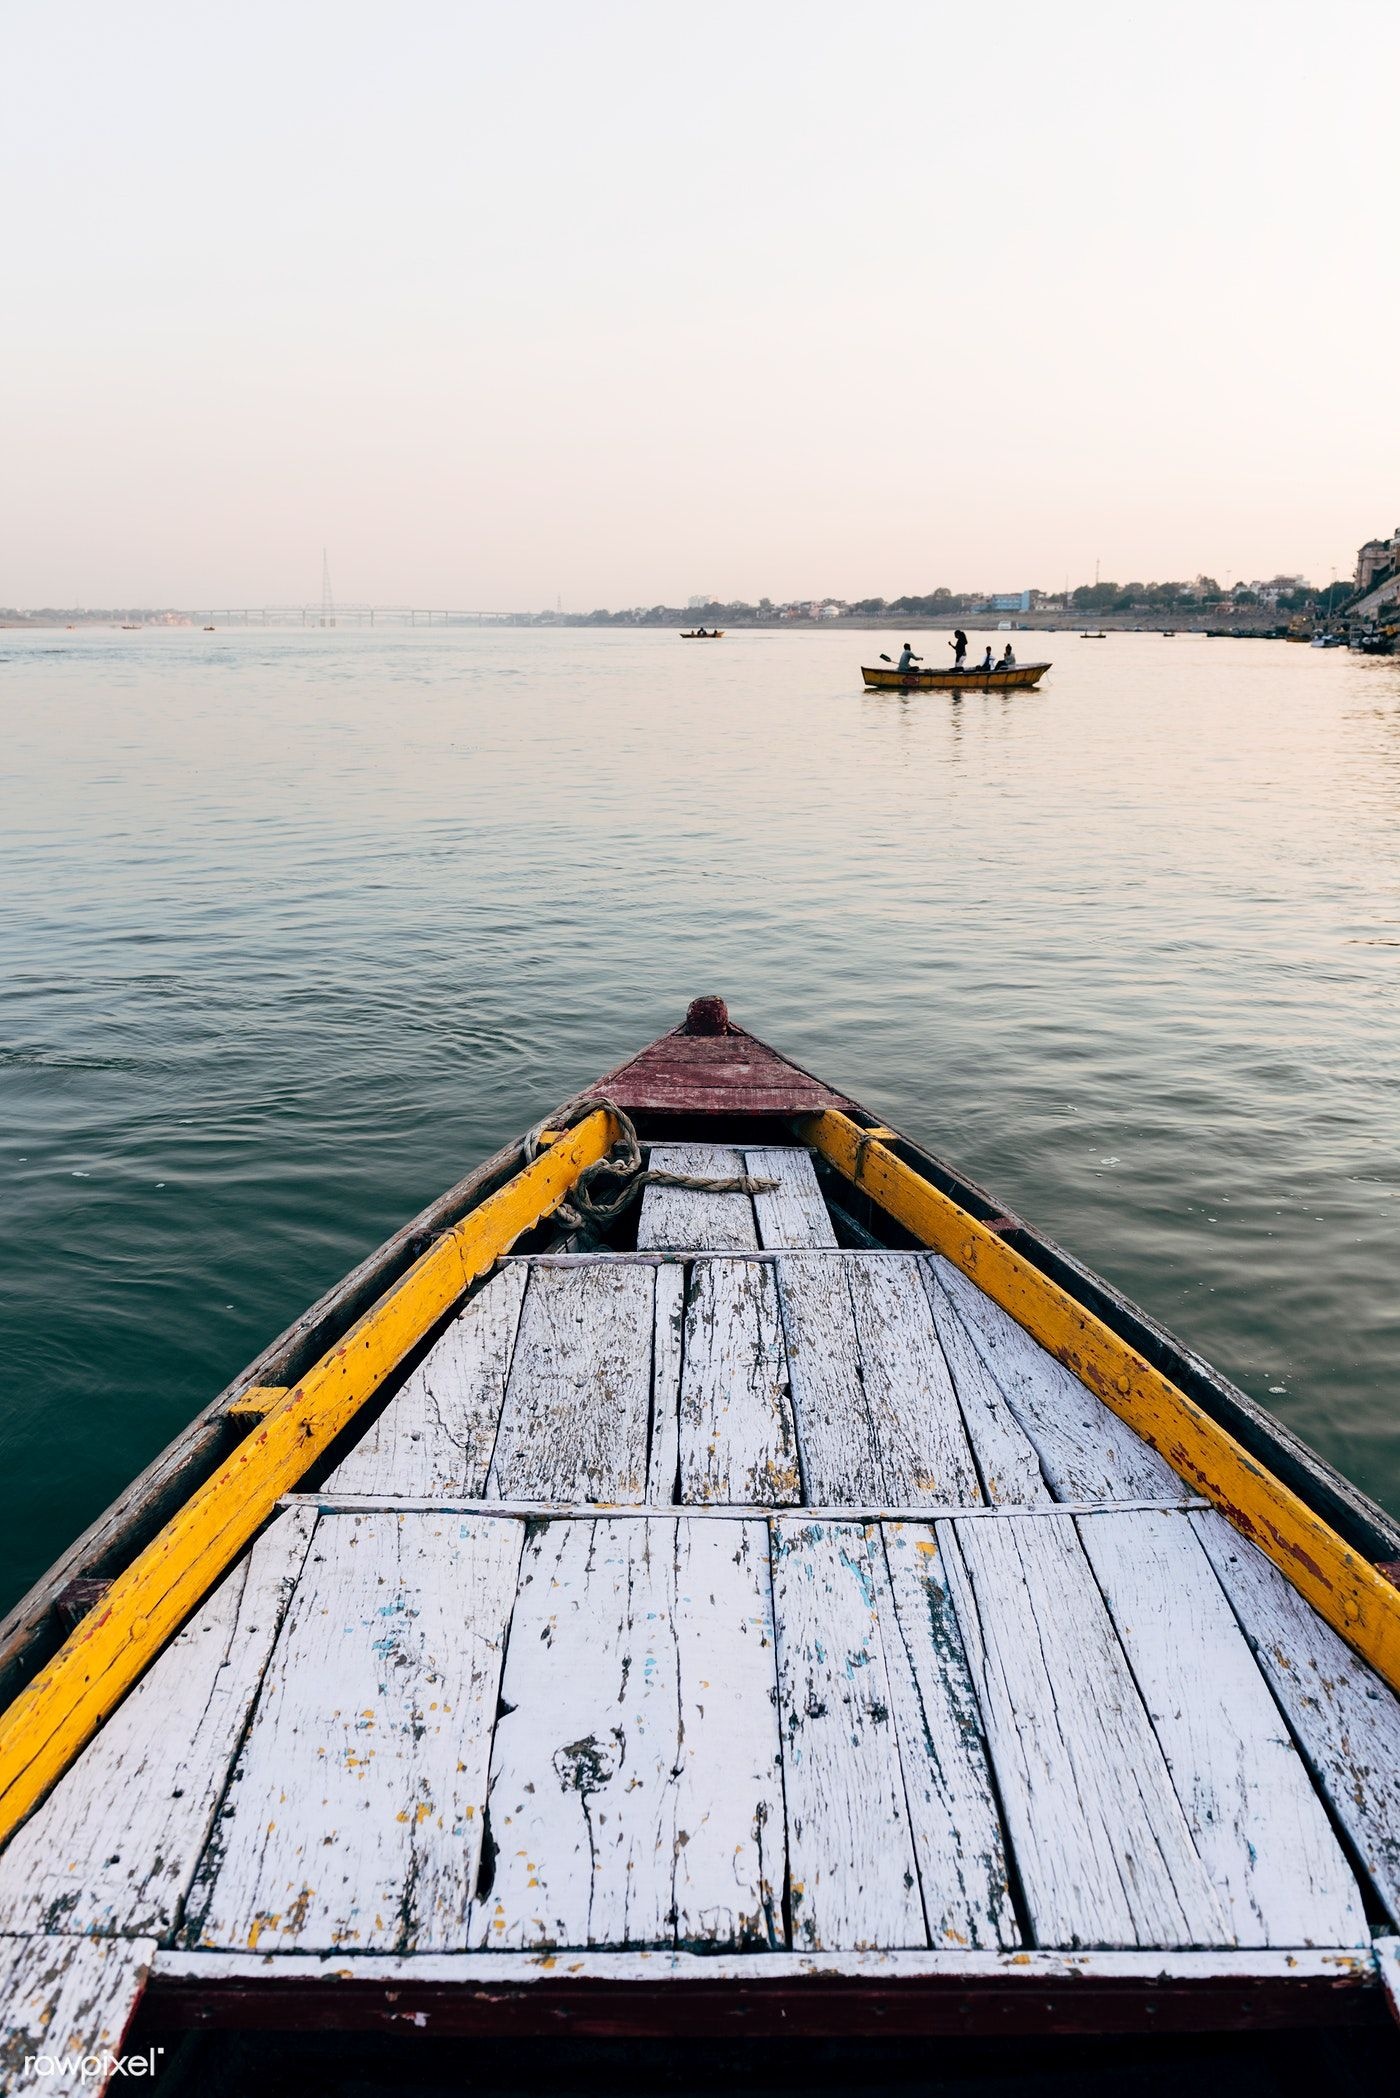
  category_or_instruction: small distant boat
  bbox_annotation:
[203,625,216,632]
[120,624,140,631]
[680,628,725,639]
[1080,631,1106,640]
[862,661,1050,692]
[1161,629,1177,637]
[1311,631,1345,649]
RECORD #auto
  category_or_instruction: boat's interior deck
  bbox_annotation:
[3,1145,1399,2078]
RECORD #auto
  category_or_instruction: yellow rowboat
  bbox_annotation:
[862,661,1050,691]
[0,999,1398,2078]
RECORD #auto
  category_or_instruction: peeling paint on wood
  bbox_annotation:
[488,1265,653,1503]
[679,1261,799,1505]
[327,1267,527,1498]
[746,1149,837,1250]
[0,1510,315,1940]
[187,1512,522,1954]
[879,1525,1020,1949]
[477,1518,783,1950]
[1078,1510,1367,1948]
[921,1265,1051,1504]
[645,1264,684,1504]
[0,1934,153,2094]
[932,1259,1181,1503]
[1193,1508,1400,1922]
[771,1520,926,1950]
[941,1512,1228,1949]
[637,1145,759,1252]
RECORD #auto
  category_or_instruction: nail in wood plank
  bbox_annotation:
[679,1261,800,1505]
[941,1512,1228,1948]
[488,1265,653,1502]
[1192,1507,1400,1921]
[0,1934,153,2093]
[879,1524,1020,1948]
[1079,1509,1367,1948]
[637,1144,759,1252]
[327,1267,527,1497]
[772,1519,927,1950]
[745,1148,837,1250]
[477,1518,783,1950]
[0,1509,316,1939]
[931,1258,1181,1502]
[187,1511,522,1954]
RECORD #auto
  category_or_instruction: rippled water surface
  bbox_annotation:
[3,624,1400,1609]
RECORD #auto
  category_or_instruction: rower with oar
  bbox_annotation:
[876,641,923,677]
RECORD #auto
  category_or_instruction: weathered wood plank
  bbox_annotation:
[921,1265,1051,1504]
[746,1148,837,1250]
[0,1510,315,1939]
[777,1256,981,1504]
[187,1512,522,1954]
[1079,1510,1367,1948]
[679,1261,800,1505]
[487,1265,653,1502]
[1379,1936,1400,2028]
[645,1263,684,1504]
[847,1257,982,1504]
[932,1258,1181,1502]
[0,1934,153,2094]
[772,1520,927,1950]
[637,1144,759,1252]
[941,1512,1228,1948]
[327,1267,528,1497]
[477,1518,783,1950]
[879,1525,1019,1948]
[1192,1508,1400,1920]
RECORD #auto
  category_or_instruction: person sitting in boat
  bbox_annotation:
[979,645,994,672]
[897,642,921,674]
[951,628,968,669]
[1000,643,1017,668]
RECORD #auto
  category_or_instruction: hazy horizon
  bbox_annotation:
[3,0,1397,609]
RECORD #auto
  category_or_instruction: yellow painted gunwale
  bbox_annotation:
[0,1108,616,1845]
[799,1107,1400,1693]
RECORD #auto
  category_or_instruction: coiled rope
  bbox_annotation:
[523,1098,777,1243]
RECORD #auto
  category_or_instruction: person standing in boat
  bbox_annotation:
[1000,642,1016,668]
[897,641,921,675]
[950,628,968,669]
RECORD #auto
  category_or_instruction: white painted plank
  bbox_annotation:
[154,1941,1377,1986]
[772,1519,927,1950]
[745,1148,837,1250]
[645,1262,684,1503]
[774,1254,884,1501]
[0,1935,153,2095]
[679,1259,800,1505]
[0,1509,316,1939]
[879,1524,1020,1948]
[327,1266,527,1497]
[637,1144,759,1252]
[1192,1508,1400,1920]
[776,1256,981,1504]
[941,1512,1228,1948]
[846,1257,982,1504]
[1079,1510,1367,1948]
[477,1518,783,1950]
[189,1511,523,1954]
[487,1264,653,1502]
[922,1266,1051,1504]
[931,1258,1181,1501]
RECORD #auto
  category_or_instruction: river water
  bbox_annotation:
[3,624,1399,1610]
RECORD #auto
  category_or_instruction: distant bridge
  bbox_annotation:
[186,606,509,627]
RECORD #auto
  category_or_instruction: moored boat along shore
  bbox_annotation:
[1,1000,1398,2089]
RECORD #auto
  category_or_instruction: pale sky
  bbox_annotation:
[3,1,1396,609]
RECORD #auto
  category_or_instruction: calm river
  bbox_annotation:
[3,624,1399,1609]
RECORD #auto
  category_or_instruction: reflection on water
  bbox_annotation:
[3,625,1400,1605]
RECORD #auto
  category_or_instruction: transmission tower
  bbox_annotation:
[321,548,335,628]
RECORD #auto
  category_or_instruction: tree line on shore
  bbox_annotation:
[575,574,1349,625]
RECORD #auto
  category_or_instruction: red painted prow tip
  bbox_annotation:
[683,995,730,1036]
